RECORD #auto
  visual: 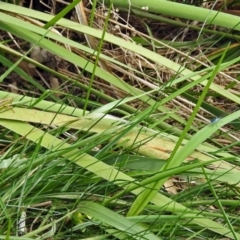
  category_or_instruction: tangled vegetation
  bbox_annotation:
[1,0,240,239]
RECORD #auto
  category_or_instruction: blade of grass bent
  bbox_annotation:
[78,201,162,240]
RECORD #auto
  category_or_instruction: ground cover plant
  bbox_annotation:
[1,0,240,239]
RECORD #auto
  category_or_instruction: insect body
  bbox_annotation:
[0,98,14,112]
[210,117,221,124]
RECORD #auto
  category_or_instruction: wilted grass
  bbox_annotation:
[1,0,240,239]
